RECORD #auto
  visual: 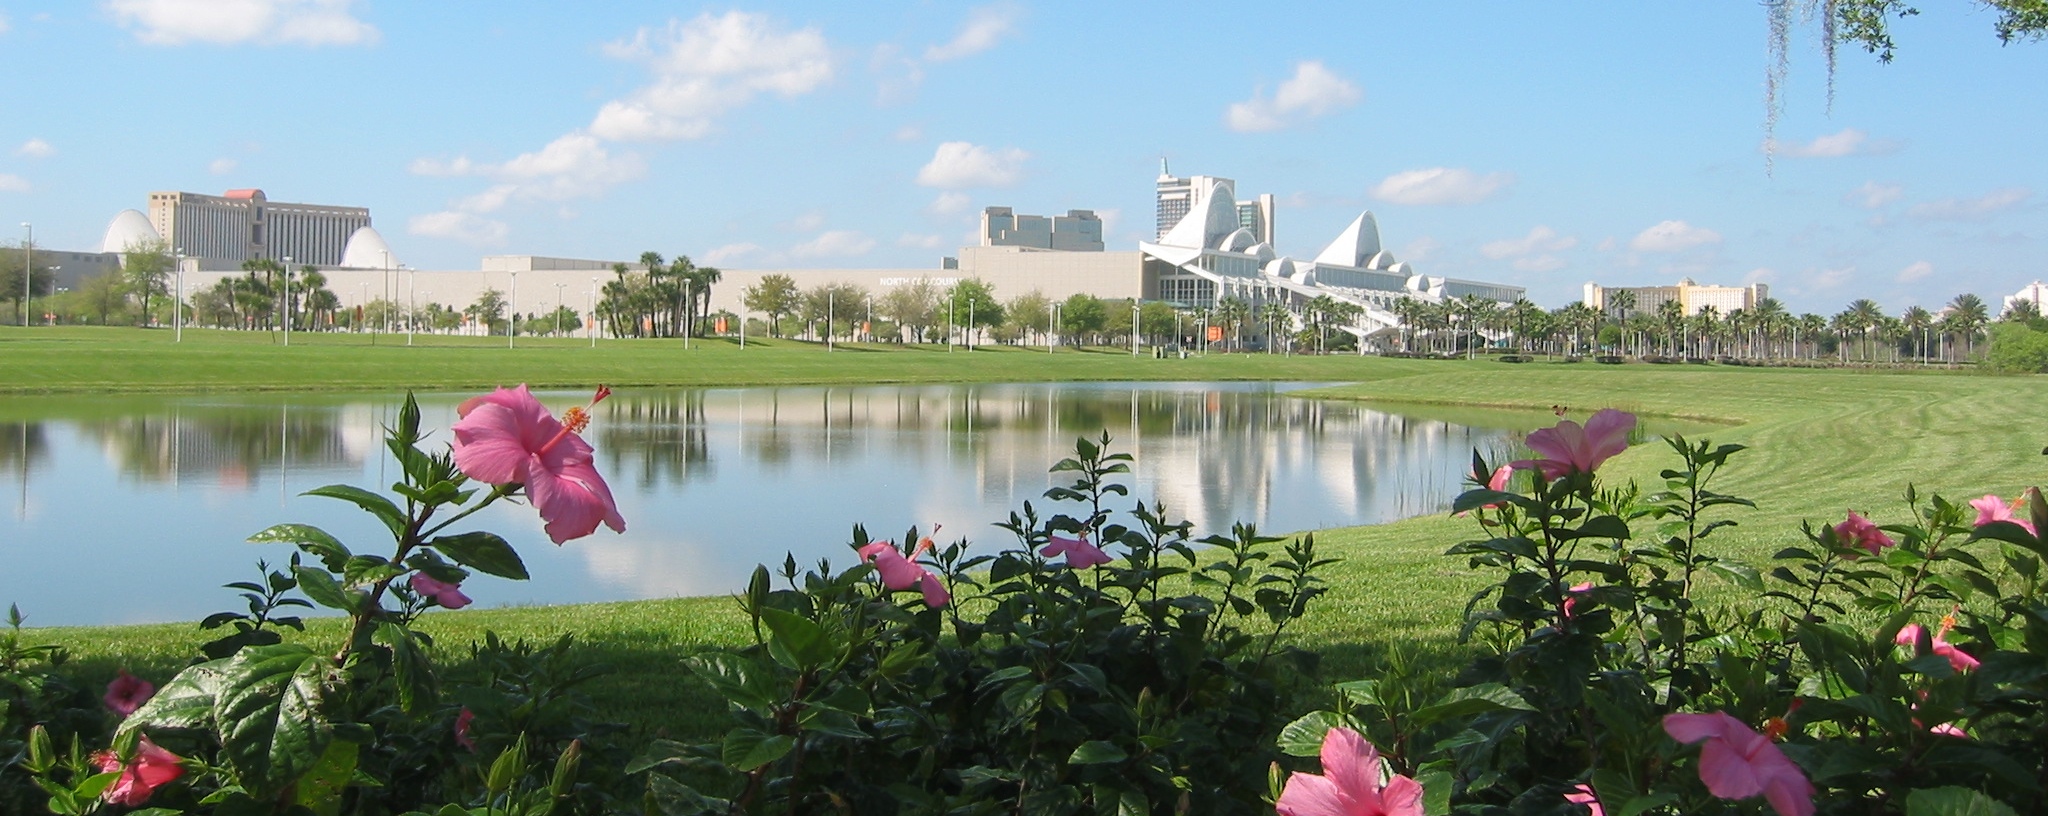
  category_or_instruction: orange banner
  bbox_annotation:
[715,316,729,333]
[1206,326,1224,342]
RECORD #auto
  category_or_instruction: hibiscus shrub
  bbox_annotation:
[29,388,630,815]
[634,433,1336,815]
[1283,409,2048,816]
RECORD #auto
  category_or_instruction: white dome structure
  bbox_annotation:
[100,210,162,253]
[339,226,398,269]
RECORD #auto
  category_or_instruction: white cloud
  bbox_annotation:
[916,141,1027,188]
[14,139,53,158]
[790,230,875,258]
[1769,127,1898,158]
[701,243,761,265]
[783,211,826,232]
[1225,60,1361,133]
[0,13,10,34]
[1512,255,1567,273]
[105,0,379,46]
[893,124,924,142]
[897,233,944,249]
[1480,225,1577,259]
[1370,167,1513,206]
[1595,237,1617,252]
[1906,187,2032,221]
[1812,267,1855,289]
[1896,260,1935,283]
[590,12,832,141]
[208,158,238,174]
[407,211,507,246]
[869,43,924,105]
[0,174,29,193]
[1629,220,1722,252]
[1845,181,1903,209]
[927,192,972,215]
[1402,236,1441,262]
[410,133,646,212]
[924,3,1018,62]
[1742,267,1775,285]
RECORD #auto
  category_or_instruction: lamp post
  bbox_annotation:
[588,277,597,348]
[406,266,416,346]
[967,296,975,351]
[946,291,955,352]
[281,256,292,346]
[554,282,566,336]
[174,249,185,342]
[1049,302,1059,353]
[1131,300,1140,357]
[20,222,31,327]
[683,279,692,350]
[864,293,872,343]
[508,271,517,349]
[827,288,835,352]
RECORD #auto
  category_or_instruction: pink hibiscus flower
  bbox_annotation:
[1561,581,1595,620]
[1564,783,1604,816]
[93,736,185,806]
[857,537,951,608]
[409,573,473,610]
[1833,511,1894,557]
[451,385,625,545]
[1662,711,1814,816]
[1895,619,1979,673]
[1969,494,2035,535]
[103,670,155,717]
[1510,409,1636,480]
[1274,727,1424,816]
[1041,534,1114,569]
[454,707,477,752]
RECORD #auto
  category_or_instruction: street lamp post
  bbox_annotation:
[20,223,31,327]
[827,288,835,352]
[555,282,566,336]
[281,256,292,346]
[406,266,416,346]
[588,277,597,348]
[174,249,185,342]
[1049,302,1059,353]
[508,272,517,349]
[1132,300,1140,358]
[683,279,692,350]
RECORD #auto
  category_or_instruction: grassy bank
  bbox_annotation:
[0,325,1433,394]
[12,329,2043,746]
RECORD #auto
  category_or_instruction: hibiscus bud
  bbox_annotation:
[25,725,53,774]
[550,739,583,800]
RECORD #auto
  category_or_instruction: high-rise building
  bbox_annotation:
[147,189,371,266]
[980,207,1105,251]
[1582,279,1769,316]
[1154,161,1271,245]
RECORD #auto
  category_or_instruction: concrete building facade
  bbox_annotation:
[979,207,1105,252]
[1582,279,1770,317]
[149,189,370,267]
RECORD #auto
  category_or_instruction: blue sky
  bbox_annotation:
[0,1,2041,312]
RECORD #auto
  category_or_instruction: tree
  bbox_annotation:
[947,278,1004,333]
[1059,293,1107,344]
[1946,293,1991,361]
[0,246,57,325]
[1258,301,1293,354]
[880,279,941,342]
[121,239,174,327]
[744,274,801,338]
[801,282,868,341]
[468,288,507,334]
[79,270,130,325]
[1003,290,1052,345]
[1213,296,1251,351]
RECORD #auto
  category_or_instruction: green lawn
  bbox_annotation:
[11,327,2043,745]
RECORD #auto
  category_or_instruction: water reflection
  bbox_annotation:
[0,384,1519,627]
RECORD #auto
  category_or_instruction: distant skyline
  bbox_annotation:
[0,1,2041,312]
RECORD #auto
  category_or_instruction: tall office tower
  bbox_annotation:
[1236,194,1275,245]
[148,189,371,266]
[1155,162,1271,244]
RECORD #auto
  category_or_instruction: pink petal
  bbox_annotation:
[1565,783,1604,816]
[1663,711,1740,745]
[1935,643,1979,673]
[1970,495,2012,527]
[1580,409,1636,470]
[1759,761,1816,816]
[1377,773,1426,816]
[1523,422,1587,470]
[1317,728,1382,806]
[1895,623,1925,647]
[1487,465,1513,492]
[451,404,542,485]
[1275,772,1351,816]
[1696,737,1767,800]
[1509,458,1573,481]
[528,456,626,544]
[860,543,923,591]
[917,572,951,608]
[105,671,155,716]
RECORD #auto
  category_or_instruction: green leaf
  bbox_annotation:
[292,739,359,816]
[759,608,834,671]
[303,484,406,538]
[1068,741,1126,765]
[1409,684,1534,728]
[429,532,529,581]
[683,652,777,711]
[720,730,794,772]
[1417,767,1453,816]
[1905,787,2020,816]
[1276,710,1349,757]
[247,524,351,572]
[373,623,437,713]
[1706,560,1764,591]
[122,659,231,734]
[213,644,337,798]
[292,566,359,613]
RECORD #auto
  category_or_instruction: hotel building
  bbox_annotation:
[1581,279,1770,317]
[147,189,371,267]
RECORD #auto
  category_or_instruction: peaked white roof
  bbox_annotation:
[1313,213,1383,268]
[1159,179,1240,251]
[339,226,398,269]
[100,209,161,253]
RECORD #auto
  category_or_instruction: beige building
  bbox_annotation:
[149,189,370,267]
[1582,278,1769,317]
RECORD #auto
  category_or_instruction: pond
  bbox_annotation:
[0,382,1528,627]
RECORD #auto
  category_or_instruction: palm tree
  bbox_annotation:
[1753,297,1788,360]
[1655,300,1685,356]
[1258,300,1293,354]
[1213,295,1250,351]
[1605,290,1637,354]
[1901,306,1932,364]
[1846,298,1884,362]
[1944,294,1987,363]
[1505,298,1542,352]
